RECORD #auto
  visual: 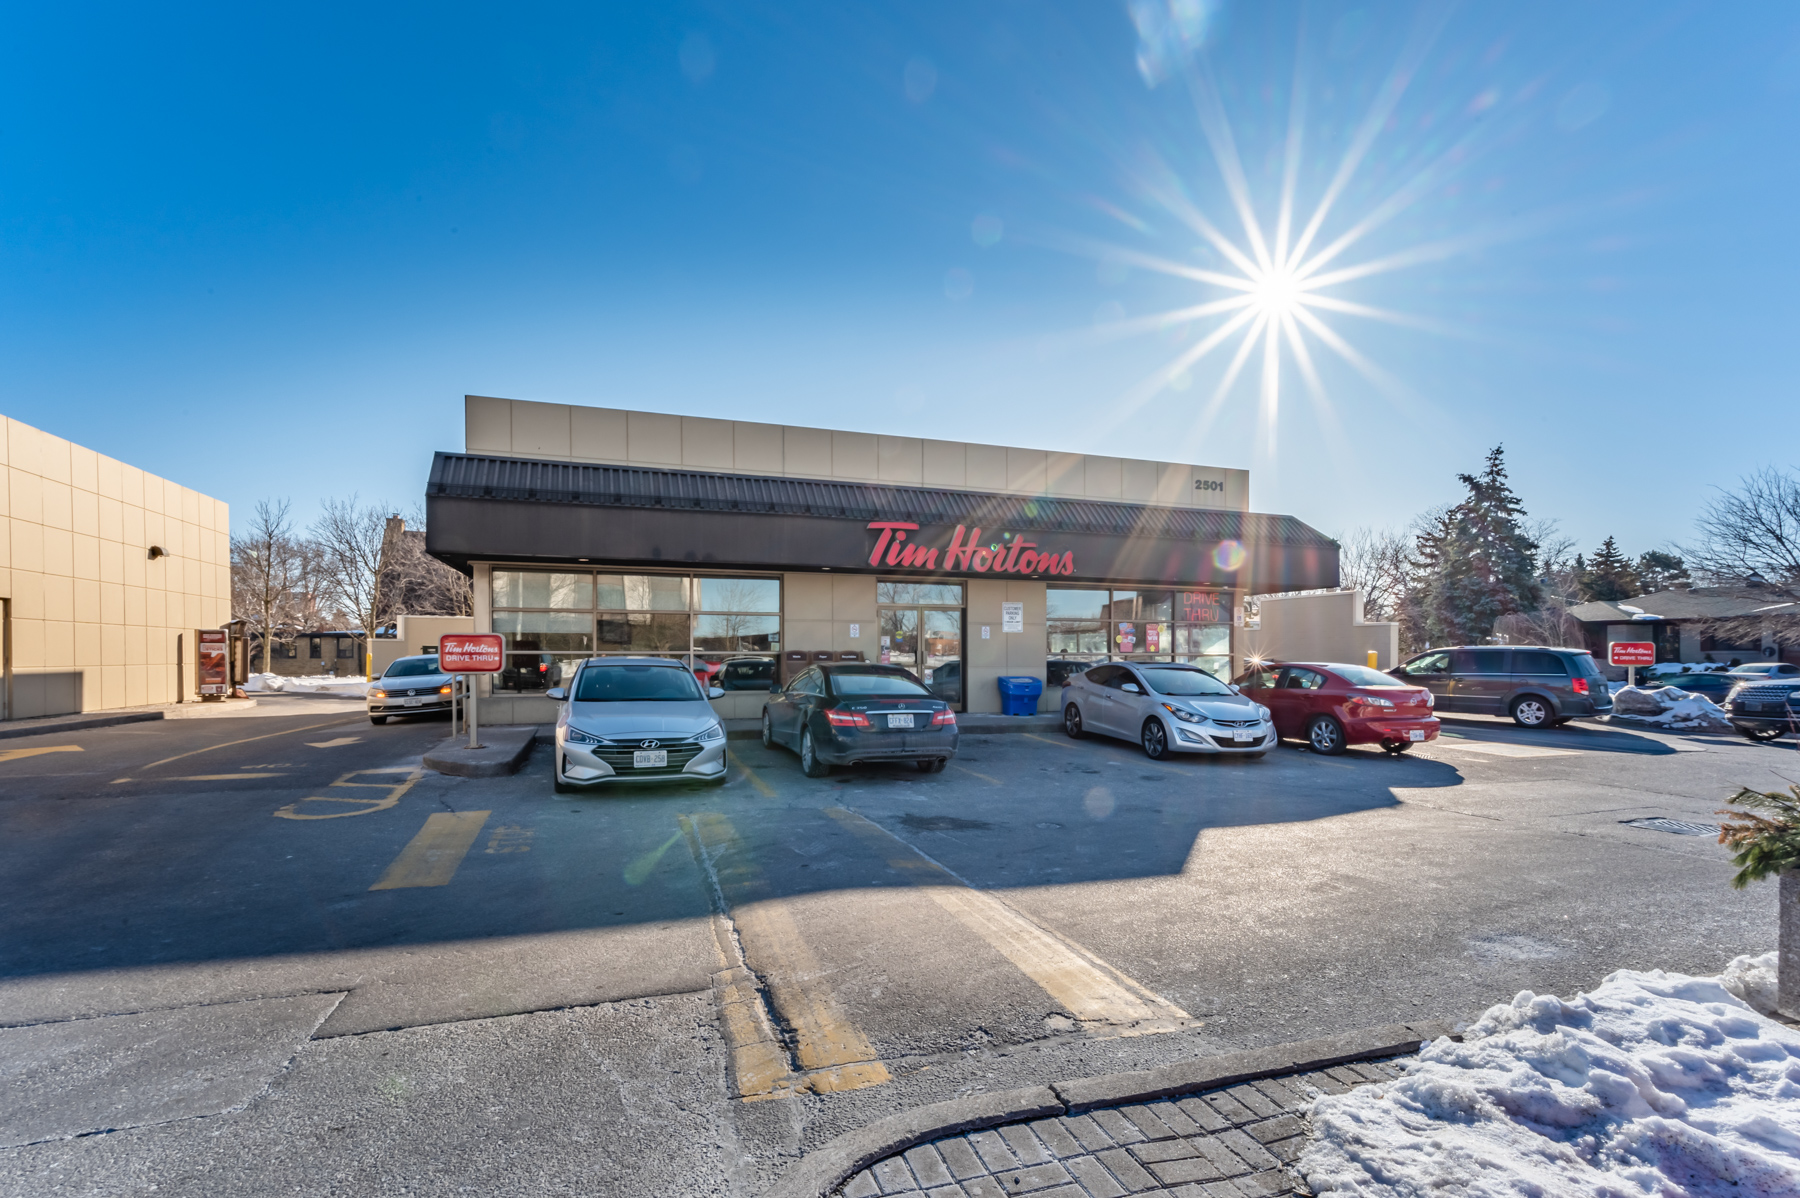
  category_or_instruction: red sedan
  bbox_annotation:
[1234,662,1439,755]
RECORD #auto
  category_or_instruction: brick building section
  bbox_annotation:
[837,1059,1408,1198]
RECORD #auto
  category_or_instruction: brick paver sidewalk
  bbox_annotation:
[836,1056,1410,1198]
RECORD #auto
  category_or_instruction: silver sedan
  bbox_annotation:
[1061,662,1274,759]
[368,655,458,725]
[548,657,729,791]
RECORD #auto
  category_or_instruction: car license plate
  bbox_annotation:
[633,750,668,768]
[1232,733,1255,744]
[404,697,424,707]
[888,713,915,729]
[1409,729,1425,742]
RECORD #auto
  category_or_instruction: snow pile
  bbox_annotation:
[1722,952,1783,1018]
[245,673,369,697]
[1610,685,1733,730]
[1301,960,1800,1197]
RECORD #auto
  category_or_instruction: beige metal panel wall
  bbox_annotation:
[465,396,1250,511]
[1238,591,1399,672]
[964,578,1048,715]
[0,415,230,720]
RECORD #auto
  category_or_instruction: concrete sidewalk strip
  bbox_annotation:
[0,993,344,1147]
[420,725,541,777]
[764,1021,1453,1198]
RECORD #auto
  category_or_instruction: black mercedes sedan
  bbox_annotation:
[762,663,959,777]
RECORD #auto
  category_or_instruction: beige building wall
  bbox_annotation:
[369,614,478,678]
[0,415,230,721]
[1239,591,1398,672]
[464,395,1251,511]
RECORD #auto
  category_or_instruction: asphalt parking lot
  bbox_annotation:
[1,703,1790,1196]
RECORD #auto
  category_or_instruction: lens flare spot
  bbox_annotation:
[1213,540,1247,572]
[1083,787,1116,820]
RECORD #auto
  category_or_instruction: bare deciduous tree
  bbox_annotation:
[311,498,393,671]
[1690,466,1800,586]
[230,499,313,673]
[1336,526,1411,623]
[380,508,474,618]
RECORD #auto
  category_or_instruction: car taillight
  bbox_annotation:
[825,709,870,727]
[1418,688,1434,707]
[1572,678,1588,695]
[932,709,957,726]
[1346,695,1395,716]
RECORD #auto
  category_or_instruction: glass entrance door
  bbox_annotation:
[877,605,965,710]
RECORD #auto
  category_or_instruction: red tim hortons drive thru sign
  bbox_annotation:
[1608,642,1655,667]
[440,633,505,673]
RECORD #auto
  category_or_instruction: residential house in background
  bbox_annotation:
[1571,579,1800,676]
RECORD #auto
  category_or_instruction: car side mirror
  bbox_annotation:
[1121,682,1141,694]
[708,686,725,699]
[1229,684,1240,694]
[546,687,566,701]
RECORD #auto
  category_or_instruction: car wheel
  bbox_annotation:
[761,709,775,749]
[915,757,946,773]
[553,752,575,794]
[1063,704,1085,739]
[1740,726,1785,743]
[1511,697,1552,728]
[1307,716,1347,755]
[800,727,831,778]
[369,715,387,725]
[1141,719,1169,760]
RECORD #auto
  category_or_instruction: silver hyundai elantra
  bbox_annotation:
[548,657,728,791]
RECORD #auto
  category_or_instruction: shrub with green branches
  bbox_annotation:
[1717,784,1800,888]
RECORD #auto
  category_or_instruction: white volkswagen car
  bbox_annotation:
[1061,662,1273,759]
[547,657,728,791]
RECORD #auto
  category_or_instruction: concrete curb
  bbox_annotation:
[421,726,540,777]
[762,1020,1455,1198]
[0,710,165,741]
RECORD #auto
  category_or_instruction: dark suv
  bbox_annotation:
[1388,646,1612,727]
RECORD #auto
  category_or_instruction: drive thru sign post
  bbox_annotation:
[1609,641,1655,689]
[440,634,504,749]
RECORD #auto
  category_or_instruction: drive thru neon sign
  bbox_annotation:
[866,522,1077,576]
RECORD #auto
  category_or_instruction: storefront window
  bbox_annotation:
[1049,586,1231,675]
[489,568,781,692]
[877,581,965,605]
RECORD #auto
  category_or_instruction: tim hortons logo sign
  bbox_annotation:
[866,522,1076,576]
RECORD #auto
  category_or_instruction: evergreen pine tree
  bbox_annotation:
[1635,550,1689,594]
[1418,447,1541,645]
[1577,537,1640,601]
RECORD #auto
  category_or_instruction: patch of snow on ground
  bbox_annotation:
[1611,686,1733,730]
[1723,952,1783,1018]
[1301,960,1800,1196]
[245,673,369,697]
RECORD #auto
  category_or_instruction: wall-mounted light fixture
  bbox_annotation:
[148,546,167,560]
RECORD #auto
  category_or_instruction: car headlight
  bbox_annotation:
[1161,703,1203,724]
[697,722,725,742]
[370,689,388,700]
[1255,704,1271,720]
[564,726,605,746]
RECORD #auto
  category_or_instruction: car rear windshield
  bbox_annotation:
[1329,665,1410,688]
[573,665,703,702]
[384,658,441,678]
[829,671,931,697]
[1139,668,1232,696]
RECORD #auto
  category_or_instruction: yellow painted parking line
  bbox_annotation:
[729,751,778,798]
[1023,733,1076,750]
[369,810,491,889]
[952,763,1004,786]
[683,812,890,1096]
[824,807,1191,1032]
[0,745,82,764]
[273,767,424,820]
[144,719,350,770]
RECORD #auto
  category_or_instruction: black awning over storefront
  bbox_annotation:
[425,452,1339,593]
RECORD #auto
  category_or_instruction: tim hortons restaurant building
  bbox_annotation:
[426,396,1340,721]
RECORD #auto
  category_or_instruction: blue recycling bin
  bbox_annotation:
[996,675,1044,716]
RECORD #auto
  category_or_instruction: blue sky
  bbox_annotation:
[5,2,1798,561]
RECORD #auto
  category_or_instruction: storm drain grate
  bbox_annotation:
[1622,817,1719,837]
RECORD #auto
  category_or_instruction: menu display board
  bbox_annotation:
[197,629,230,696]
